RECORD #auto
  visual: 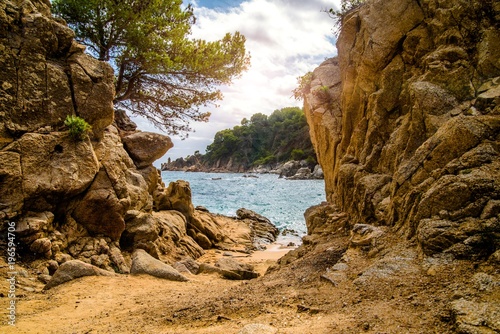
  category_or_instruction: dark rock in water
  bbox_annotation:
[130,249,188,282]
[44,260,116,290]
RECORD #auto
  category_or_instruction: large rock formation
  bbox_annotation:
[0,0,279,283]
[303,0,500,260]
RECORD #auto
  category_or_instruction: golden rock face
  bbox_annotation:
[303,0,500,259]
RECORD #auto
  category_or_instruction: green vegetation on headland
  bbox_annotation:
[164,107,317,171]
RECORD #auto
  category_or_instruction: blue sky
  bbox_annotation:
[195,0,247,10]
[132,0,342,166]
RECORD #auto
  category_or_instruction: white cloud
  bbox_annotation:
[136,0,341,166]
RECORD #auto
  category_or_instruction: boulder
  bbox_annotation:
[174,258,200,275]
[450,298,500,334]
[130,249,188,282]
[214,258,259,280]
[277,160,301,178]
[287,167,312,180]
[350,224,385,248]
[5,133,99,213]
[157,180,195,220]
[311,165,324,179]
[236,208,279,246]
[122,132,173,168]
[72,170,127,241]
[121,212,159,251]
[43,260,116,290]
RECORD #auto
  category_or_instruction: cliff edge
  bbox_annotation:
[304,0,500,261]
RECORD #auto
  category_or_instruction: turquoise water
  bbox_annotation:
[161,171,326,239]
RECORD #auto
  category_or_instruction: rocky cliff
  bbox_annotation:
[0,0,278,277]
[304,0,500,261]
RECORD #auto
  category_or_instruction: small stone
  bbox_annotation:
[38,274,52,284]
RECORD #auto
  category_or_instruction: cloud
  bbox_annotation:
[136,0,340,166]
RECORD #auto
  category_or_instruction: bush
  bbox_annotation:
[291,149,306,161]
[326,0,366,36]
[64,115,92,141]
[292,72,313,101]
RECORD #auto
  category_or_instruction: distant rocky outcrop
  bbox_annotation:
[0,0,279,287]
[161,158,324,180]
[303,0,500,261]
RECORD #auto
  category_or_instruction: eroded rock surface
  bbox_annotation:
[303,0,500,260]
[0,0,280,285]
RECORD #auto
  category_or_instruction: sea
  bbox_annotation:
[161,171,326,243]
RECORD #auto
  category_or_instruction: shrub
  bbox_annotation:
[326,0,366,36]
[64,115,92,141]
[292,72,313,100]
[291,149,306,161]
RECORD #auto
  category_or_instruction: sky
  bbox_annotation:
[132,0,342,166]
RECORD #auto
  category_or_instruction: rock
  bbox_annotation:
[38,274,52,284]
[114,109,137,132]
[0,0,114,138]
[450,298,500,334]
[120,212,159,251]
[157,180,195,220]
[214,258,259,280]
[29,238,52,256]
[130,249,188,282]
[16,211,54,236]
[5,133,99,213]
[43,260,116,290]
[153,210,205,260]
[350,224,385,248]
[0,151,23,217]
[122,132,173,168]
[311,164,324,179]
[67,52,115,138]
[277,160,301,178]
[193,232,212,249]
[237,324,277,334]
[287,167,312,180]
[236,208,279,247]
[174,258,200,275]
[72,170,127,241]
[302,0,500,260]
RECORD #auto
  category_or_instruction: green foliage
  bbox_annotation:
[202,107,316,167]
[290,149,305,161]
[64,115,92,141]
[53,0,250,136]
[326,0,366,36]
[292,72,313,101]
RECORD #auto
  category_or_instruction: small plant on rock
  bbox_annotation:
[292,71,313,100]
[64,115,92,141]
[325,0,366,36]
